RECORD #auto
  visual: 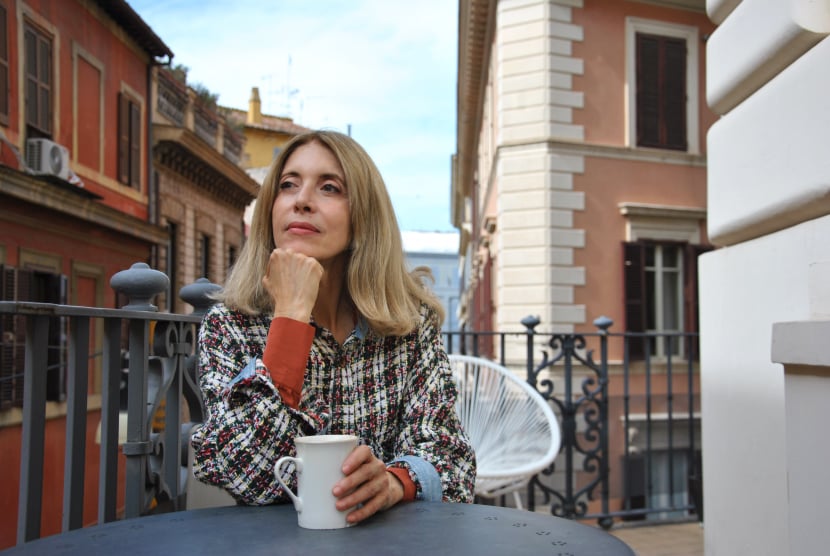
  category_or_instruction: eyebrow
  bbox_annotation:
[278,171,345,183]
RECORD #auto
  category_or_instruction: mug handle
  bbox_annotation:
[274,456,303,513]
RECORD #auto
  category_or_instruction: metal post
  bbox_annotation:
[594,316,613,529]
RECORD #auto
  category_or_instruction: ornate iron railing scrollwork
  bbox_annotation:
[524,316,614,528]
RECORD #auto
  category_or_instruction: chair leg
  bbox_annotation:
[513,490,524,511]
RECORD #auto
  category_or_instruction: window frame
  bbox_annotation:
[625,17,700,155]
[644,242,684,357]
[623,241,708,360]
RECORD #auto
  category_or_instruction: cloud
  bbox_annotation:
[129,0,458,232]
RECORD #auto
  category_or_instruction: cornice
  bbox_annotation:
[0,166,167,243]
[152,124,259,211]
[454,0,497,228]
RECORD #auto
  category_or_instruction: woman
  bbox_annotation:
[191,130,476,525]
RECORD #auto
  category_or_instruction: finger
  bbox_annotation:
[333,448,378,498]
[340,475,389,523]
[341,445,373,475]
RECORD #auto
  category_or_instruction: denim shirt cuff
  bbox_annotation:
[390,455,442,502]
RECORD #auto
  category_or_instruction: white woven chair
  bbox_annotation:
[448,354,561,509]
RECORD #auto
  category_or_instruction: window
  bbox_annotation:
[228,244,237,271]
[623,242,708,358]
[0,4,9,126]
[200,234,210,280]
[0,264,67,408]
[118,92,141,188]
[626,18,699,154]
[636,33,686,151]
[24,22,52,137]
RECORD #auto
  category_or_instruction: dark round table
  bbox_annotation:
[2,502,635,555]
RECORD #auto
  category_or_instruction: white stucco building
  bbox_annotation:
[700,1,830,554]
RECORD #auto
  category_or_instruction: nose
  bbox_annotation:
[294,184,313,212]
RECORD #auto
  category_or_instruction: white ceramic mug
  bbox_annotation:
[274,434,359,529]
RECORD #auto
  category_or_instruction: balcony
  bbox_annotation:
[155,69,244,165]
[1,263,702,549]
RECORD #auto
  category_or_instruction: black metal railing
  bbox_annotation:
[445,317,701,529]
[1,264,218,546]
[4,262,701,546]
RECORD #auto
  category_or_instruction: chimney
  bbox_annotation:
[248,87,262,125]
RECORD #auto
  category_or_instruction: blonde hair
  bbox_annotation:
[217,130,445,336]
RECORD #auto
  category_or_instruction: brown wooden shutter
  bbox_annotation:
[24,27,38,130]
[636,33,687,151]
[118,93,130,184]
[623,242,646,359]
[663,38,687,150]
[0,265,18,407]
[636,34,661,148]
[683,244,711,359]
[0,5,9,126]
[130,100,141,187]
[42,271,66,401]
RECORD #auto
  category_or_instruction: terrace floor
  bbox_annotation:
[608,521,703,555]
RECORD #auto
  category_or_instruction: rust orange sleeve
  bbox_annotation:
[387,467,417,502]
[263,317,315,409]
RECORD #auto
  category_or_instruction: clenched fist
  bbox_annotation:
[262,248,324,322]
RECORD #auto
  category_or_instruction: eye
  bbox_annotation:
[278,180,295,191]
[321,182,343,194]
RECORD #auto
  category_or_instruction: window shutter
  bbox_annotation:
[0,5,9,125]
[24,28,37,130]
[683,244,711,359]
[42,271,66,401]
[623,242,646,359]
[130,100,141,187]
[636,33,688,151]
[118,93,130,184]
[663,38,687,150]
[0,266,32,407]
[0,265,17,407]
[636,34,660,148]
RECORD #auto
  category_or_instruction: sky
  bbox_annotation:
[128,0,459,233]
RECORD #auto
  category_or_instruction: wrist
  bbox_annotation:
[386,471,405,506]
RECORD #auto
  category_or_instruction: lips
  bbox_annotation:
[286,222,319,233]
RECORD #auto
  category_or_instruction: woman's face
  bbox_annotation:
[271,141,352,267]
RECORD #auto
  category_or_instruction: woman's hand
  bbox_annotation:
[332,445,404,524]
[262,248,323,322]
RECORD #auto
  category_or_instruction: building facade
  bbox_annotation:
[222,86,310,232]
[402,230,461,333]
[454,0,715,362]
[701,1,830,554]
[152,69,259,313]
[0,2,259,547]
[453,0,715,522]
[0,0,172,546]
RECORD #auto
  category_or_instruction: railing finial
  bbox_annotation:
[593,315,613,333]
[110,262,169,312]
[521,315,541,332]
[179,277,221,317]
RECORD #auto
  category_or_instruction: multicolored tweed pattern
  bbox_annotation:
[191,303,476,505]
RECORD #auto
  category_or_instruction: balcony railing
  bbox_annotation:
[3,263,701,547]
[155,68,244,162]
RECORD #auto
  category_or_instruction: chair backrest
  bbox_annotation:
[448,354,560,495]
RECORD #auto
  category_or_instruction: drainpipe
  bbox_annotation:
[147,54,172,268]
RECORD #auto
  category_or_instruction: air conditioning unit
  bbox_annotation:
[26,138,70,181]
